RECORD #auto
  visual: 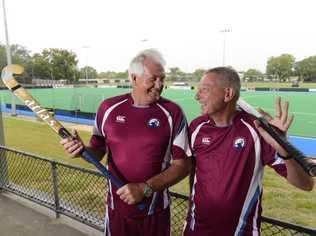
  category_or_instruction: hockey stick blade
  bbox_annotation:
[1,64,146,210]
[237,98,316,177]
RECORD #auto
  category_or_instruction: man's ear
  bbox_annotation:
[131,74,137,81]
[130,74,137,85]
[224,87,235,102]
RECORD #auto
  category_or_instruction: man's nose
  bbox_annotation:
[195,92,200,101]
[154,78,164,88]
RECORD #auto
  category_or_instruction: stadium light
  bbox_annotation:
[1,0,16,116]
[139,38,150,50]
[219,29,231,66]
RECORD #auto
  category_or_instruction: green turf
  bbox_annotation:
[242,82,316,88]
[1,88,316,137]
[240,92,316,137]
[0,88,316,137]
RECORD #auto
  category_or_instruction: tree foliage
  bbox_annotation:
[192,68,206,82]
[0,43,31,67]
[294,55,316,81]
[32,48,79,81]
[266,54,295,82]
[167,67,185,81]
[4,42,316,85]
[0,43,32,82]
[243,68,264,82]
[80,66,98,80]
[98,70,128,79]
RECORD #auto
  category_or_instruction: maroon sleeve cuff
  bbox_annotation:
[90,135,106,149]
[172,145,188,160]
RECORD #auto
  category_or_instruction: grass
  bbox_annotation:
[262,168,316,227]
[2,116,106,169]
[1,115,315,228]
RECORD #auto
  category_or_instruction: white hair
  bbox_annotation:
[128,49,166,78]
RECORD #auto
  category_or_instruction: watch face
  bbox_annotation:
[144,184,153,197]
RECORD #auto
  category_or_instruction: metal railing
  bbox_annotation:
[0,146,315,235]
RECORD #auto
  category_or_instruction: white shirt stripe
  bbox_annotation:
[104,205,111,236]
[189,173,197,230]
[174,122,192,157]
[145,103,173,212]
[190,121,209,150]
[100,99,128,137]
[234,119,264,236]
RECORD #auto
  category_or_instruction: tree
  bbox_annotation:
[266,54,295,82]
[98,70,129,80]
[0,43,32,82]
[11,44,31,65]
[294,55,316,81]
[80,66,98,80]
[192,68,206,82]
[168,67,185,81]
[0,43,31,67]
[243,68,263,82]
[32,48,79,81]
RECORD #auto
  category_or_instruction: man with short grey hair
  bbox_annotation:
[183,66,314,235]
[61,49,192,236]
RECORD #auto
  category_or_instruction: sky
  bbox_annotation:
[1,0,316,73]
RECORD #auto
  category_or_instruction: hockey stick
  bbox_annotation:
[237,98,316,177]
[1,64,145,210]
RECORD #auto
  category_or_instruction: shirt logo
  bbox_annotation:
[116,115,126,123]
[202,137,211,145]
[148,118,160,128]
[234,137,246,150]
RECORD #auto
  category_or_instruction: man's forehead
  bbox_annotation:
[200,73,219,85]
[144,60,165,76]
[199,76,212,86]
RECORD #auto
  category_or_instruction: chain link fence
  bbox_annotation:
[0,146,315,235]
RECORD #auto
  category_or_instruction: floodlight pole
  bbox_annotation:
[82,46,90,82]
[1,0,10,191]
[2,0,16,116]
[219,29,231,66]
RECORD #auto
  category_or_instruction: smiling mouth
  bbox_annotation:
[148,89,161,96]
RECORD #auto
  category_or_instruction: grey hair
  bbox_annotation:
[205,67,241,99]
[128,48,166,77]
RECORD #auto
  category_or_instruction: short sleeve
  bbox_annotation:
[261,137,287,178]
[172,109,192,160]
[89,102,107,149]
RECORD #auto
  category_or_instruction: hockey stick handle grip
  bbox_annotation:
[58,128,125,187]
[258,118,316,177]
[53,118,146,210]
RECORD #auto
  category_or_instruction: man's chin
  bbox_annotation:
[200,108,208,115]
[147,94,160,104]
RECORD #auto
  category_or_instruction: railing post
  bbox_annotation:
[51,161,60,218]
[0,108,8,191]
[0,150,8,191]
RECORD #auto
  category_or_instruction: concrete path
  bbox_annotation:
[0,192,102,236]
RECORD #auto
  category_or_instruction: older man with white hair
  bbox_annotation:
[61,49,192,236]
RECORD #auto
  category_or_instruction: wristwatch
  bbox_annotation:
[143,183,154,198]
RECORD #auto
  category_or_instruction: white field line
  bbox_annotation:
[255,107,316,117]
[289,135,316,141]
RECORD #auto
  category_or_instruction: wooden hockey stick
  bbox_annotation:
[1,64,145,209]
